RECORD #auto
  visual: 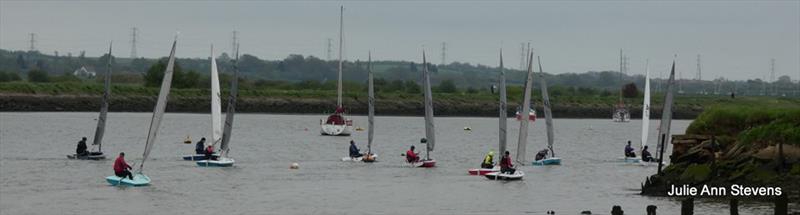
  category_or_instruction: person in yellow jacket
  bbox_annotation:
[481,151,495,168]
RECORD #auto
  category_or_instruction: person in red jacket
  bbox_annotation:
[500,151,515,174]
[406,145,419,163]
[113,152,133,180]
[204,145,215,160]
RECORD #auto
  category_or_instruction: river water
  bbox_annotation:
[0,112,786,214]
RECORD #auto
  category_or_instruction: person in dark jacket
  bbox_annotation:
[349,140,363,158]
[624,141,636,157]
[641,146,654,162]
[195,137,206,154]
[76,137,88,156]
[535,149,549,161]
[113,152,133,180]
[500,151,515,174]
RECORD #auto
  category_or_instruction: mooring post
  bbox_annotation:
[775,194,787,215]
[646,205,657,215]
[681,198,694,215]
[658,134,666,175]
[729,198,738,215]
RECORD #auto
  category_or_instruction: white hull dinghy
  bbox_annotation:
[197,46,241,168]
[105,38,178,186]
[484,171,524,181]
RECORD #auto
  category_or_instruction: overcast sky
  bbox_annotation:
[1,0,798,81]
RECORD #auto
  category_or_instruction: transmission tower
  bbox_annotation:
[130,27,138,58]
[231,31,238,56]
[696,54,702,80]
[770,58,776,95]
[519,43,525,70]
[440,42,446,66]
[29,33,36,51]
[326,38,332,61]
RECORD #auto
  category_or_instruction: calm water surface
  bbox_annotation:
[0,112,784,214]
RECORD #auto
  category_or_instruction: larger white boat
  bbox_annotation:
[197,47,240,167]
[321,6,353,136]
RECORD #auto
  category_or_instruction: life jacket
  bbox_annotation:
[406,150,417,161]
[206,146,214,154]
[482,154,493,165]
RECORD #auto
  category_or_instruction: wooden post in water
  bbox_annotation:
[658,134,666,175]
[681,198,694,215]
[775,195,787,215]
[729,198,738,215]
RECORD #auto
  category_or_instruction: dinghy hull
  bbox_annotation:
[484,171,524,181]
[196,158,235,167]
[341,154,378,162]
[106,173,150,186]
[414,159,436,168]
[468,167,499,175]
[532,157,561,166]
[67,152,106,160]
[182,154,219,161]
[618,157,641,163]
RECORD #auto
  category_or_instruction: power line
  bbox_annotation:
[130,27,138,58]
[696,54,702,80]
[770,58,775,95]
[519,43,525,70]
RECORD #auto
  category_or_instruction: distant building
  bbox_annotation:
[73,66,96,79]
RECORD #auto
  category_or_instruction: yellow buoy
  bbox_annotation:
[183,135,192,144]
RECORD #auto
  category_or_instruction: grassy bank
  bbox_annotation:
[2,82,798,118]
[641,103,800,201]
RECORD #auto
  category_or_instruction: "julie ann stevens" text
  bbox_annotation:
[667,184,782,197]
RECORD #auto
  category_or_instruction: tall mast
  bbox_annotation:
[498,50,507,157]
[337,6,344,107]
[93,42,112,152]
[367,52,374,154]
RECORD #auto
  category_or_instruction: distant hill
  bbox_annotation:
[1,49,797,96]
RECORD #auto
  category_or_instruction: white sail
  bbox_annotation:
[516,52,534,164]
[367,53,374,154]
[139,39,177,172]
[656,61,676,160]
[538,56,555,156]
[498,51,507,155]
[422,52,435,158]
[641,61,651,149]
[336,6,344,107]
[220,46,239,158]
[210,46,222,146]
[92,42,112,151]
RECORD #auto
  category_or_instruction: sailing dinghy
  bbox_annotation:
[342,53,379,162]
[197,47,240,167]
[618,61,653,164]
[106,38,177,186]
[182,46,223,161]
[410,51,436,168]
[69,43,112,160]
[321,6,354,136]
[532,57,560,166]
[486,52,534,180]
[469,51,506,175]
[651,60,676,166]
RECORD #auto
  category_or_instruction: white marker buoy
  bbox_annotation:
[290,162,299,169]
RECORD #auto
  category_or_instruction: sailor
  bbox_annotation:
[535,149,549,161]
[76,137,88,156]
[113,152,134,180]
[624,141,636,157]
[349,140,363,158]
[480,150,494,168]
[204,145,215,160]
[500,151,515,174]
[406,145,419,163]
[195,137,206,154]
[641,146,653,162]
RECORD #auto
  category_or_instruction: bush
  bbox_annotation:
[27,70,49,82]
[436,79,458,93]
